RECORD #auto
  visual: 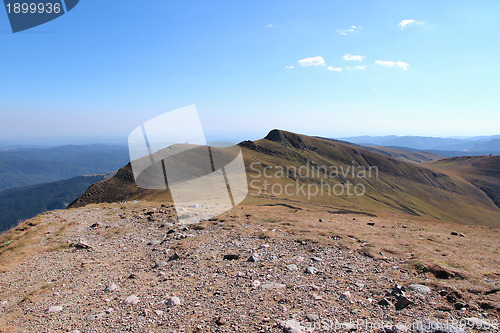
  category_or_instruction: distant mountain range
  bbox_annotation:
[0,144,128,232]
[339,135,500,156]
[0,144,129,191]
[0,173,112,233]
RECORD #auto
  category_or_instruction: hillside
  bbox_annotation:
[0,144,129,191]
[68,163,172,209]
[70,130,500,227]
[363,146,444,163]
[424,156,500,209]
[0,174,112,233]
[314,138,444,163]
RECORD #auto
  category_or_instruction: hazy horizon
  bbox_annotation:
[1,131,499,150]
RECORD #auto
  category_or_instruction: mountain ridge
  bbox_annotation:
[69,129,500,227]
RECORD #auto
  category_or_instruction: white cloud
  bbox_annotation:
[343,54,365,61]
[398,19,423,31]
[327,66,342,72]
[375,60,410,70]
[286,65,295,69]
[337,25,362,36]
[268,23,275,28]
[298,56,326,67]
[345,66,367,71]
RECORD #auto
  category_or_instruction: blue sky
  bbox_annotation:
[0,0,499,145]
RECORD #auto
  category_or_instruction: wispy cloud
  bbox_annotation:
[298,56,326,67]
[345,66,367,71]
[294,56,370,72]
[398,19,423,31]
[337,25,362,36]
[343,54,365,61]
[375,60,410,70]
[327,66,342,72]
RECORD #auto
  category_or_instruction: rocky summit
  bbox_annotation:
[0,202,498,332]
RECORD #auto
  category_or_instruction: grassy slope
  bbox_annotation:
[424,156,500,209]
[67,163,173,209]
[364,145,444,163]
[241,130,499,227]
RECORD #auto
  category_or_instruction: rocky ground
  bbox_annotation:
[0,202,498,332]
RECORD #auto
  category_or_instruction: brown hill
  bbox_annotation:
[424,155,500,209]
[68,163,172,208]
[70,130,500,227]
[364,145,444,163]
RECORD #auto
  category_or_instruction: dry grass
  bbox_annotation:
[0,211,76,273]
[223,200,500,292]
[19,282,57,304]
